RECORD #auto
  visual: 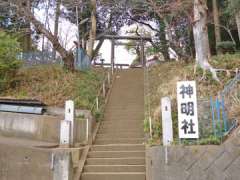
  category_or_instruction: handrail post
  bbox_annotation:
[96,97,99,111]
[107,72,111,86]
[86,118,89,143]
[149,116,152,139]
[102,81,106,97]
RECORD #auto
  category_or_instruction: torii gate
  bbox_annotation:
[97,35,152,73]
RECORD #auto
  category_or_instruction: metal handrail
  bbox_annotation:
[144,65,152,139]
[90,69,114,113]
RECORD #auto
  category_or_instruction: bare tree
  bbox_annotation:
[22,0,32,52]
[87,0,97,59]
[193,0,219,81]
[53,0,61,58]
[212,0,221,45]
[15,1,75,70]
[236,11,240,41]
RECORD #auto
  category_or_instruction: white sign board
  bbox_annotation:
[161,97,173,146]
[177,81,199,139]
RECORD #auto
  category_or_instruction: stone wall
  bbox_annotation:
[146,128,240,180]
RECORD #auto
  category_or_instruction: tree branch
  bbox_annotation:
[15,2,74,70]
[129,17,160,33]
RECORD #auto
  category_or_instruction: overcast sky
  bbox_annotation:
[35,6,156,65]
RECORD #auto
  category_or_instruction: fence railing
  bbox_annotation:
[90,69,115,121]
[144,65,240,145]
[194,73,240,142]
[93,62,130,70]
[18,51,62,66]
[210,72,240,138]
[144,66,153,139]
[18,48,91,71]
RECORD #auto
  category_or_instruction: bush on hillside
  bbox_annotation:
[0,31,21,90]
[216,41,236,54]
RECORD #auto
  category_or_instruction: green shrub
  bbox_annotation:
[144,118,150,133]
[199,136,221,145]
[216,41,236,54]
[0,31,21,90]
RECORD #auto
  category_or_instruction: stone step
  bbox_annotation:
[86,157,145,165]
[97,133,144,139]
[83,165,145,172]
[88,151,145,158]
[81,172,145,180]
[91,144,145,151]
[94,138,145,145]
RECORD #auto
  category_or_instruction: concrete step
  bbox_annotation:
[86,157,145,165]
[97,133,144,139]
[81,172,146,180]
[105,107,143,111]
[103,119,144,122]
[103,117,144,122]
[104,113,143,116]
[100,120,143,125]
[104,116,144,122]
[88,151,145,158]
[98,128,143,134]
[99,124,143,130]
[106,104,144,108]
[95,138,145,145]
[91,144,145,151]
[83,165,145,172]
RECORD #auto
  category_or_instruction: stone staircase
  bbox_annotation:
[81,69,146,180]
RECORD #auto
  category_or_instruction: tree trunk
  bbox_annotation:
[236,11,240,42]
[87,0,97,59]
[22,0,31,52]
[193,0,219,81]
[53,0,61,59]
[159,20,170,61]
[92,39,104,59]
[42,0,50,52]
[17,3,74,71]
[212,0,221,45]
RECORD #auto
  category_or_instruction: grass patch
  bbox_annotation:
[1,65,106,109]
[147,53,240,144]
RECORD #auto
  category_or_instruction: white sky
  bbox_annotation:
[34,6,156,65]
[98,40,136,65]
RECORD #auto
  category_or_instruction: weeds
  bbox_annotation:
[147,53,240,145]
[1,65,106,110]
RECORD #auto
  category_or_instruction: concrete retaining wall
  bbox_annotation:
[0,142,81,180]
[0,108,94,143]
[146,128,240,180]
[0,144,53,180]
